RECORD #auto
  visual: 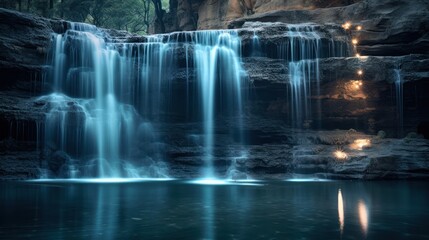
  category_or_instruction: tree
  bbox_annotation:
[0,0,167,34]
[88,0,150,33]
[0,0,16,9]
[60,0,93,22]
[32,0,49,17]
[151,0,165,33]
[141,0,151,33]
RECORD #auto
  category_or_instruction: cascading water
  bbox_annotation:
[394,69,404,137]
[279,24,351,128]
[40,22,246,179]
[40,21,353,180]
[251,30,263,57]
[42,23,170,178]
[192,30,246,179]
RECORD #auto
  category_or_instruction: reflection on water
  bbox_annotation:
[92,186,118,240]
[0,181,428,239]
[338,189,370,239]
[338,189,344,235]
[358,200,369,237]
[203,186,214,240]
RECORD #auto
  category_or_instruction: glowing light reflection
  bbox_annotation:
[28,178,174,183]
[233,179,261,183]
[338,189,344,234]
[188,179,263,186]
[358,200,369,236]
[190,179,230,185]
[286,178,331,182]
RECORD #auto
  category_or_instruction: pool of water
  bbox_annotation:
[0,180,428,239]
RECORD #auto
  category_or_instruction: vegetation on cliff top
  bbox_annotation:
[0,0,169,34]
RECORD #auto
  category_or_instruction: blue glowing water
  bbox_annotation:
[193,30,245,178]
[1,181,428,239]
[39,22,354,180]
[280,24,351,128]
[395,69,404,137]
[42,24,247,179]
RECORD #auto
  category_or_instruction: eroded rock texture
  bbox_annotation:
[1,1,429,180]
[161,0,429,56]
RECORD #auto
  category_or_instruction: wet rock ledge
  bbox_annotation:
[1,7,429,180]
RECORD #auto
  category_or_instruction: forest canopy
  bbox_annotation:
[0,0,169,34]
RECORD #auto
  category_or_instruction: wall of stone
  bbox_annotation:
[1,4,429,180]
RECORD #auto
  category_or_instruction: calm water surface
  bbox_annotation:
[0,181,428,240]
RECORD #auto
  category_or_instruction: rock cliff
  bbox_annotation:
[162,0,359,31]
[1,2,429,180]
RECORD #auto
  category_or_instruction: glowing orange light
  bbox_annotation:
[352,39,359,45]
[356,53,361,58]
[342,22,352,30]
[358,200,369,235]
[357,70,363,76]
[334,150,348,160]
[356,26,362,31]
[348,80,363,90]
[351,139,371,150]
[338,189,345,234]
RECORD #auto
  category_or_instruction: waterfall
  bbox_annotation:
[41,23,246,179]
[45,29,133,177]
[279,24,351,128]
[192,30,245,179]
[251,30,262,57]
[38,21,358,179]
[395,69,404,137]
[43,23,170,178]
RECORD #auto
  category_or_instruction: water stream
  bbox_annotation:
[39,22,351,179]
[394,69,404,137]
[279,24,351,128]
[42,25,246,179]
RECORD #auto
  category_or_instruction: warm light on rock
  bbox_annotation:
[356,26,362,31]
[334,150,348,160]
[357,70,363,76]
[348,80,363,90]
[342,22,352,30]
[351,139,371,150]
[352,39,358,45]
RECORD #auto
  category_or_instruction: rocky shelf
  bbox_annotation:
[0,4,429,180]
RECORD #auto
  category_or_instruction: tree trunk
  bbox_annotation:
[142,0,151,33]
[152,0,165,33]
[60,0,63,18]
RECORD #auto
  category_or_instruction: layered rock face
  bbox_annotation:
[164,0,359,31]
[163,0,429,56]
[1,1,429,180]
